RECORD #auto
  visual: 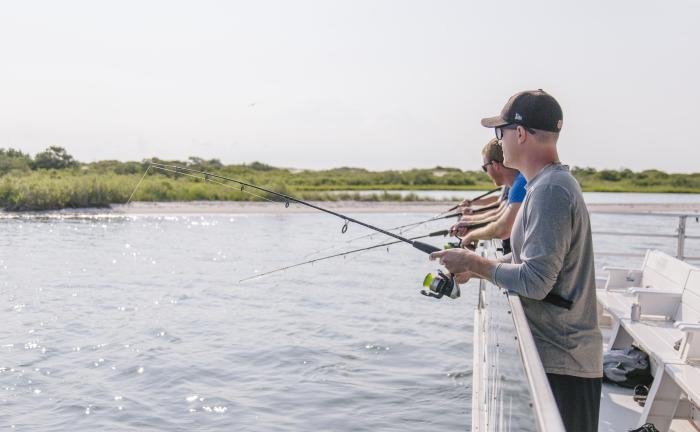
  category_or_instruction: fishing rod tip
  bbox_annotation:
[238,274,263,283]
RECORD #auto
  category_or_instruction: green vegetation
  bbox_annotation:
[0,147,698,211]
[571,167,700,193]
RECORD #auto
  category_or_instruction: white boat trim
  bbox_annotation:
[506,292,566,432]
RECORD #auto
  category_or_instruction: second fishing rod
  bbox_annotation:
[148,163,442,254]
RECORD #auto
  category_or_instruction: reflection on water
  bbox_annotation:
[1,203,699,431]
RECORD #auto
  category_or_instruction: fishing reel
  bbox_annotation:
[421,269,460,300]
[443,241,461,250]
[443,240,476,251]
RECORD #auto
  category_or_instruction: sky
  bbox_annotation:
[1,0,699,172]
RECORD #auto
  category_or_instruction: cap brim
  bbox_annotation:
[481,116,509,128]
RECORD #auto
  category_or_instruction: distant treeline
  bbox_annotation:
[1,146,698,211]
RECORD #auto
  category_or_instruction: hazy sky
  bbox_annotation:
[1,0,699,172]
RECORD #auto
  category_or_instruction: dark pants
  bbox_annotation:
[546,373,602,432]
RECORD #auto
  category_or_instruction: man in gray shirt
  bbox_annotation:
[430,89,602,431]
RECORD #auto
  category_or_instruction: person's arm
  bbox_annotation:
[452,253,512,284]
[462,200,500,215]
[491,185,573,300]
[450,204,507,236]
[462,201,506,223]
[461,195,499,208]
[430,249,499,282]
[461,203,521,245]
[431,185,572,301]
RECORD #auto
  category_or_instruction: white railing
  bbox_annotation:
[471,244,565,432]
[506,292,566,432]
[471,277,486,431]
[591,211,700,261]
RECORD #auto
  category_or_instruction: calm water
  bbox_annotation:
[1,212,474,431]
[336,189,700,204]
[1,199,699,431]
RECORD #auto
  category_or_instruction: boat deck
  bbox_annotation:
[600,383,698,432]
[599,328,699,432]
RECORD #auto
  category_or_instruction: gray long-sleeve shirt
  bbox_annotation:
[492,164,603,378]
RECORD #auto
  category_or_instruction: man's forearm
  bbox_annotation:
[464,207,503,224]
[471,254,498,283]
[469,195,498,207]
[465,221,499,243]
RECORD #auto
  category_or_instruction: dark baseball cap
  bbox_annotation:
[481,89,563,132]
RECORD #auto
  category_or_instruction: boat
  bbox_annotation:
[472,211,700,432]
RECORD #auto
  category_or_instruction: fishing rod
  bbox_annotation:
[375,186,501,232]
[144,163,442,254]
[240,229,450,282]
[300,186,502,260]
[442,186,502,214]
[301,209,460,260]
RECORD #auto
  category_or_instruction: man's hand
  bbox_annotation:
[460,198,472,207]
[429,248,477,275]
[461,206,474,215]
[459,233,475,248]
[449,220,472,237]
[454,271,474,284]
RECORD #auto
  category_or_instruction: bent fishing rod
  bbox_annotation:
[143,163,443,254]
[240,229,450,282]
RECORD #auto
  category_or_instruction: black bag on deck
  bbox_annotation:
[602,346,653,388]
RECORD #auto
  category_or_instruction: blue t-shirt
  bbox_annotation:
[508,173,527,204]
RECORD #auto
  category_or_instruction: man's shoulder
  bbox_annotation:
[528,167,584,209]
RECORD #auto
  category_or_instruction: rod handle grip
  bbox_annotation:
[412,241,441,254]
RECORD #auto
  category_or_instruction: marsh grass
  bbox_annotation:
[1,162,698,211]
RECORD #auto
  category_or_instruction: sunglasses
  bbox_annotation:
[481,161,495,172]
[495,124,537,140]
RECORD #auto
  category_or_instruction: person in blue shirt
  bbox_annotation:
[451,138,526,250]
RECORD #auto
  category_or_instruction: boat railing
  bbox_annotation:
[590,211,700,262]
[471,245,566,432]
[505,292,566,432]
[472,211,699,431]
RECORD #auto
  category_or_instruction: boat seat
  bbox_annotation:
[597,249,696,327]
[608,269,700,364]
[637,360,700,431]
[602,249,695,293]
[606,270,700,430]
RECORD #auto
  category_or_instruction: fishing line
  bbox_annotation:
[126,164,153,204]
[300,211,454,260]
[149,165,284,204]
[300,187,500,259]
[240,229,449,282]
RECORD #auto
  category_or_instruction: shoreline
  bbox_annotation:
[2,200,699,216]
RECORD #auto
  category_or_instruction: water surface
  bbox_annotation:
[2,200,699,431]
